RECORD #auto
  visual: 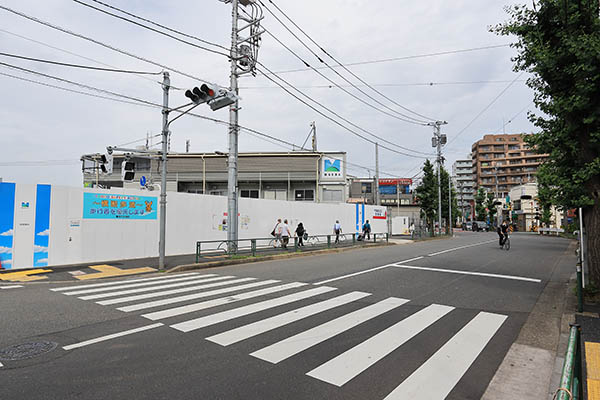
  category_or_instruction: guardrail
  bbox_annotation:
[195,232,389,263]
[539,227,565,236]
[555,323,582,400]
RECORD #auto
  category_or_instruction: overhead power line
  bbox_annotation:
[0,4,214,84]
[88,0,230,52]
[0,52,162,74]
[239,79,528,89]
[0,159,80,166]
[269,44,512,75]
[250,6,428,125]
[260,0,438,122]
[72,0,230,58]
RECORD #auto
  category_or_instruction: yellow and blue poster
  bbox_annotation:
[0,182,16,269]
[83,192,157,220]
[34,184,51,267]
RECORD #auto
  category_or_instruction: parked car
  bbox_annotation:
[474,221,489,232]
[463,221,473,231]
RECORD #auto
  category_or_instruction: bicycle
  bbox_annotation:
[502,235,510,250]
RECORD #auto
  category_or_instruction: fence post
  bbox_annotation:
[373,233,377,243]
[196,242,200,263]
[386,233,389,242]
[251,239,256,257]
[327,235,331,248]
[294,236,298,251]
[352,233,356,244]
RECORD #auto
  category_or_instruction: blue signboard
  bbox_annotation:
[34,184,51,267]
[0,182,16,269]
[83,192,157,220]
[379,185,397,195]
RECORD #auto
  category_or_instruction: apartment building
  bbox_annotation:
[471,133,548,198]
[452,159,475,221]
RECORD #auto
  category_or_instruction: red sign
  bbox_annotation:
[379,178,412,186]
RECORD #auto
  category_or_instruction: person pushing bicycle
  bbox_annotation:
[497,220,509,247]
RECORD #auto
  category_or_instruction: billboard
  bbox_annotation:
[83,192,157,220]
[320,157,344,181]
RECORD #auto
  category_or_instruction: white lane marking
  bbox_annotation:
[392,265,541,283]
[383,311,507,400]
[251,297,409,364]
[142,282,307,321]
[207,291,371,346]
[0,285,23,289]
[313,256,425,286]
[171,286,337,333]
[78,276,235,300]
[0,361,3,367]
[97,277,256,306]
[50,272,201,291]
[118,279,280,313]
[307,304,454,387]
[62,323,164,350]
[63,274,215,296]
[427,240,496,256]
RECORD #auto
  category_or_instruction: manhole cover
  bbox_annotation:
[0,341,58,361]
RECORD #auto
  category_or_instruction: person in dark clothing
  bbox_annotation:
[497,221,508,246]
[295,222,306,246]
[362,220,371,240]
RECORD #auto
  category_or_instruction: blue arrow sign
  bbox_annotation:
[140,176,146,186]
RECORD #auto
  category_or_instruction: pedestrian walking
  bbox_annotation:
[333,220,342,244]
[295,222,306,246]
[271,218,282,248]
[409,222,415,239]
[281,219,292,249]
[362,220,371,240]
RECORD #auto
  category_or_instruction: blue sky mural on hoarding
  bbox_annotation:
[34,184,51,267]
[0,182,16,269]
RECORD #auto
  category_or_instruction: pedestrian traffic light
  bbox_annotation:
[121,160,135,182]
[99,153,113,174]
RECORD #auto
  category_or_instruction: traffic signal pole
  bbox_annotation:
[227,0,240,253]
[159,71,170,270]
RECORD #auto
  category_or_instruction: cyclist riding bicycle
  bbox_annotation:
[497,220,509,247]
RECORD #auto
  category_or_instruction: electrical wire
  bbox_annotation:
[72,0,230,58]
[252,5,429,125]
[261,0,438,122]
[495,101,533,133]
[0,52,162,74]
[88,0,230,52]
[269,44,512,75]
[446,71,526,147]
[0,4,214,84]
[0,160,80,166]
[239,79,529,89]
[256,62,428,159]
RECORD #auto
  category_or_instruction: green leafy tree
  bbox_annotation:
[440,166,459,232]
[475,187,487,221]
[415,160,438,236]
[494,1,600,282]
[485,191,498,226]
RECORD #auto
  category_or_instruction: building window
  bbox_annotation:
[240,190,259,198]
[295,189,314,201]
[361,183,372,194]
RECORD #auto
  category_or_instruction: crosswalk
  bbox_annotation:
[51,271,508,399]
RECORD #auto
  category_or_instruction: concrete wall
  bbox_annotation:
[0,182,388,270]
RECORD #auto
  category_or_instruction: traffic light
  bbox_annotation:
[121,160,135,182]
[99,153,113,174]
[184,83,238,111]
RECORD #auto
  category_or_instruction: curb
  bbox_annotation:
[167,241,396,273]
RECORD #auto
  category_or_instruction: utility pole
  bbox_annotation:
[311,121,317,151]
[227,0,240,253]
[186,140,190,153]
[449,173,452,234]
[429,121,447,235]
[375,142,380,206]
[159,71,170,270]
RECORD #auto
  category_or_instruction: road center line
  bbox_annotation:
[62,323,164,350]
[313,256,424,286]
[427,240,497,256]
[391,264,541,283]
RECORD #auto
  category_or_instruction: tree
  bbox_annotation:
[415,160,437,236]
[475,187,487,221]
[485,191,497,226]
[440,166,459,231]
[494,1,600,283]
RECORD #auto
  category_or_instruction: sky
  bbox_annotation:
[0,0,537,186]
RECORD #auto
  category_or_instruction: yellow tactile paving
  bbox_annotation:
[0,268,52,281]
[75,265,156,280]
[586,342,600,399]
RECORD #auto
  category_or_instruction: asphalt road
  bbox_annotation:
[0,232,573,400]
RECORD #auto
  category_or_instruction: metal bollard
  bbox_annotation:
[196,242,201,263]
[251,239,256,257]
[327,235,331,248]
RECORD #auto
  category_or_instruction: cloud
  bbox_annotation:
[33,245,48,253]
[36,258,48,264]
[36,229,50,236]
[0,246,13,254]
[1,259,12,265]
[0,229,13,236]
